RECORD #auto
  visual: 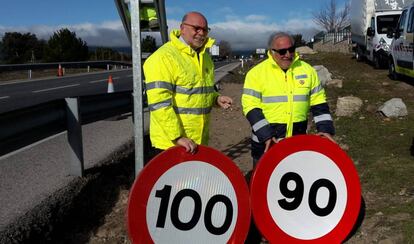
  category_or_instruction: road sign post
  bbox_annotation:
[250,135,361,243]
[127,145,251,243]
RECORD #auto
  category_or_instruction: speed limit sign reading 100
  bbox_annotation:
[127,145,251,244]
[250,135,361,243]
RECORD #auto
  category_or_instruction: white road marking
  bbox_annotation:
[32,84,80,93]
[90,76,119,83]
[89,79,107,84]
[0,96,10,100]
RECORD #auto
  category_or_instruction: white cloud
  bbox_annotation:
[210,17,320,50]
[0,15,321,50]
[0,20,130,47]
[245,15,268,22]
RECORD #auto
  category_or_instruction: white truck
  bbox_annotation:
[350,0,411,68]
[388,2,414,79]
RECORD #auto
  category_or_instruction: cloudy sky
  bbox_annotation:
[0,0,349,50]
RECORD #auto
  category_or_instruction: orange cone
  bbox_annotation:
[57,64,63,77]
[107,75,114,93]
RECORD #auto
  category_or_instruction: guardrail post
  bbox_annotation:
[65,97,84,177]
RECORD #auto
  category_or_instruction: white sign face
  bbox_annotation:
[267,151,347,240]
[146,161,238,243]
[256,48,266,54]
[210,45,220,56]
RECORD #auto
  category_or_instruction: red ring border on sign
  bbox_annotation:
[250,135,361,243]
[127,145,251,244]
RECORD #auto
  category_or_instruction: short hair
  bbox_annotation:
[267,32,295,49]
[181,11,207,24]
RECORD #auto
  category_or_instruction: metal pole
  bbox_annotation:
[65,97,84,177]
[130,0,145,176]
[154,0,168,43]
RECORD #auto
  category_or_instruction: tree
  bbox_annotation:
[142,35,157,53]
[313,0,350,32]
[0,32,43,64]
[44,28,88,62]
[292,34,306,47]
[91,47,122,60]
[218,40,232,58]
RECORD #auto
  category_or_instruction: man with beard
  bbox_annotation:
[242,32,335,166]
[143,11,232,154]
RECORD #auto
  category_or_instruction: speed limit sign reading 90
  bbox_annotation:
[127,146,250,244]
[250,135,361,243]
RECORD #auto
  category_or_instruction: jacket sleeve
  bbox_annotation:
[309,68,335,135]
[143,53,184,141]
[242,70,275,142]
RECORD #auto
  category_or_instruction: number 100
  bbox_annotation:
[155,185,234,235]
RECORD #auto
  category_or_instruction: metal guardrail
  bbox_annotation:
[0,60,132,72]
[0,91,134,176]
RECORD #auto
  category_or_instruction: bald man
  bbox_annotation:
[143,12,233,154]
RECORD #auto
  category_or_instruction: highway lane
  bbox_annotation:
[0,69,133,113]
[0,61,232,114]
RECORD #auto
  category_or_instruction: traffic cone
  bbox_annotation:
[107,75,114,93]
[57,64,63,77]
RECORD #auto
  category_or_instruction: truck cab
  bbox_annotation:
[354,10,401,68]
[366,11,401,67]
[388,3,414,79]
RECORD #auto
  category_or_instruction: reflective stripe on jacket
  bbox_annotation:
[242,51,333,142]
[143,30,218,150]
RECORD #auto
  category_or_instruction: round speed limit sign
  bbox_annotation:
[250,135,361,243]
[127,145,251,244]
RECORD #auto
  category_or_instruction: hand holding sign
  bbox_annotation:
[127,146,250,244]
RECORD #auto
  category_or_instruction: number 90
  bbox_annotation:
[278,172,337,217]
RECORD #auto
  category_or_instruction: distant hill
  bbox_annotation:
[232,50,256,58]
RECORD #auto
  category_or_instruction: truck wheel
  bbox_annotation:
[388,59,399,80]
[355,49,363,62]
[373,54,381,69]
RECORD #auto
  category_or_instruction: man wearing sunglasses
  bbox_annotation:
[143,12,233,154]
[242,32,335,165]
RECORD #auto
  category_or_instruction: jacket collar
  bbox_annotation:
[170,29,215,56]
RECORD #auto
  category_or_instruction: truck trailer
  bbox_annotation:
[350,0,412,68]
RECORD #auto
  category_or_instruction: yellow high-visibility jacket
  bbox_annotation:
[143,30,218,150]
[242,51,334,142]
[140,7,157,21]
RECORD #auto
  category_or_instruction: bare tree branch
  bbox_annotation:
[312,0,350,32]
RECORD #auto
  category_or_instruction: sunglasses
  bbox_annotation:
[182,22,211,33]
[271,46,296,55]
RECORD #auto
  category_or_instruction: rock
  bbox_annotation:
[378,98,408,117]
[335,96,363,117]
[296,46,317,55]
[313,65,332,87]
[366,104,377,113]
[326,79,343,88]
